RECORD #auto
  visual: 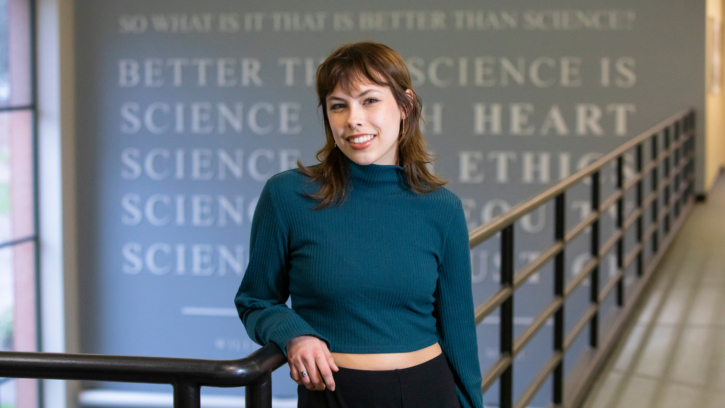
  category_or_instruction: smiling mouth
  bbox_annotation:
[347,134,376,144]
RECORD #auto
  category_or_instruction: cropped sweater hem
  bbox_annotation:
[327,338,439,354]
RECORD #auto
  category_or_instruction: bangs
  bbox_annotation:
[318,52,391,100]
[331,65,389,96]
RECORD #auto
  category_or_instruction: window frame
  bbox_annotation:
[0,0,42,405]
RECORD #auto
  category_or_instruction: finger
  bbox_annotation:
[304,355,325,391]
[289,364,300,383]
[327,355,339,372]
[324,350,339,372]
[315,355,336,391]
[299,362,314,390]
[295,360,311,386]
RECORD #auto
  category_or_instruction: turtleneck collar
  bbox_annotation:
[342,154,409,194]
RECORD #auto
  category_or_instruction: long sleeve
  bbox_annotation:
[234,180,330,358]
[434,199,484,408]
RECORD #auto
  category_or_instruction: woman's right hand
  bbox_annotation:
[286,335,339,392]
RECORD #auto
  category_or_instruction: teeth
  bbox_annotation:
[350,134,374,144]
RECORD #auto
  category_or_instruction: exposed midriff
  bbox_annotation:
[330,342,442,370]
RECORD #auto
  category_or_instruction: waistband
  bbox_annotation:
[333,352,448,385]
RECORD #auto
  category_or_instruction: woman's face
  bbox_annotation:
[326,80,411,166]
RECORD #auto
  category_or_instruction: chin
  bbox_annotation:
[346,152,378,165]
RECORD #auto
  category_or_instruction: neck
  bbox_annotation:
[342,154,408,194]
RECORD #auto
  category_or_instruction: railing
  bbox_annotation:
[468,109,696,408]
[0,109,695,408]
[0,343,286,408]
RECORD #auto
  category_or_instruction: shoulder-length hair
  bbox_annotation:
[296,41,447,210]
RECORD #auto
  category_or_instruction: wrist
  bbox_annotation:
[286,334,314,350]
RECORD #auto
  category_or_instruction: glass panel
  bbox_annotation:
[0,378,18,408]
[0,241,37,408]
[0,0,32,109]
[0,0,7,105]
[0,247,13,353]
[0,110,33,243]
[0,1,36,407]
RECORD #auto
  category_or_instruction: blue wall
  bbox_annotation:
[74,0,705,404]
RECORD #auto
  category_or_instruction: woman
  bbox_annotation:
[235,41,483,408]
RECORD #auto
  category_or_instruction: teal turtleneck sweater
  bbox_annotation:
[234,155,483,408]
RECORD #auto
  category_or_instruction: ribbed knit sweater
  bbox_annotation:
[234,154,483,408]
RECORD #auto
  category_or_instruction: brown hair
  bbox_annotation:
[296,41,447,210]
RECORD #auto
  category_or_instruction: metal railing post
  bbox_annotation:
[173,382,200,408]
[673,122,681,218]
[589,171,601,347]
[663,127,671,234]
[246,373,273,408]
[688,111,696,200]
[651,134,659,253]
[616,156,624,307]
[500,225,515,408]
[553,193,565,405]
[683,116,690,201]
[635,144,644,277]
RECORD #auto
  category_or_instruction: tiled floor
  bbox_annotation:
[582,175,725,408]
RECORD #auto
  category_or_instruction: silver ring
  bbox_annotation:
[301,371,308,378]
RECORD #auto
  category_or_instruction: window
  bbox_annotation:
[0,0,39,407]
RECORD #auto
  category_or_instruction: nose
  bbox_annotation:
[346,104,363,130]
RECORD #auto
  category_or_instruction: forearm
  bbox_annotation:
[236,297,330,357]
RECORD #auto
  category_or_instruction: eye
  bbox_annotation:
[329,103,345,110]
[364,98,379,104]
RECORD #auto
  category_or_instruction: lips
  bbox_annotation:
[346,134,375,142]
[346,134,376,150]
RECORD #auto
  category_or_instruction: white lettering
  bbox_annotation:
[459,151,485,183]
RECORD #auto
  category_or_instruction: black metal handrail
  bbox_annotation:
[0,343,286,408]
[468,108,696,408]
[0,109,695,408]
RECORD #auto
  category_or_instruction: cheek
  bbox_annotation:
[371,105,399,130]
[381,112,401,135]
[327,115,344,132]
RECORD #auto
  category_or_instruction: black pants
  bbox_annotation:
[297,352,461,408]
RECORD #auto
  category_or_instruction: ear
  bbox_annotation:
[400,89,414,120]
